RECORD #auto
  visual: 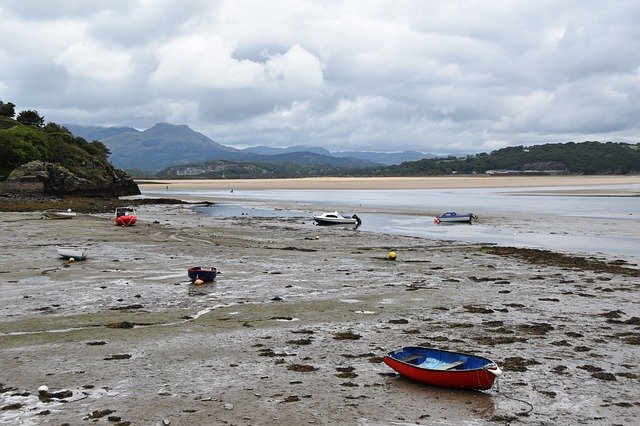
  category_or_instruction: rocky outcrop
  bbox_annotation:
[7,161,139,197]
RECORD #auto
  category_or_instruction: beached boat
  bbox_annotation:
[313,211,362,226]
[383,346,502,390]
[115,206,137,226]
[44,209,77,219]
[56,246,88,260]
[434,212,477,224]
[188,266,218,283]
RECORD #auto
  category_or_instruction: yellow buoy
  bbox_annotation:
[315,235,320,240]
[194,278,204,286]
[387,251,397,261]
[68,257,75,262]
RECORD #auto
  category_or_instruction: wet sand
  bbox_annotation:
[138,175,640,192]
[1,203,639,425]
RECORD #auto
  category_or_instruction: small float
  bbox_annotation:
[384,346,501,390]
[115,206,137,226]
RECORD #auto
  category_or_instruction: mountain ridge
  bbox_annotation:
[67,123,433,170]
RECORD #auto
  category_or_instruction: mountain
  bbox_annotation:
[64,124,137,141]
[73,123,376,171]
[100,123,242,170]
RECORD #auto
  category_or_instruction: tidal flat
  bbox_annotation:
[0,204,639,425]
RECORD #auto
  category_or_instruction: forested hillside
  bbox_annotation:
[0,116,112,180]
[0,100,138,197]
[378,142,640,176]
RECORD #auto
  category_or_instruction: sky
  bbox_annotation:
[1,1,640,155]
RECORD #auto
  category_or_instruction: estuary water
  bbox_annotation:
[142,184,640,258]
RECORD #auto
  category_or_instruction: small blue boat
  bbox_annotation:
[188,267,218,283]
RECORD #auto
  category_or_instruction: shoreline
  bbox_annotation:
[137,175,640,192]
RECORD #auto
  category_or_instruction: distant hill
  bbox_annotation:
[380,142,640,176]
[242,145,331,156]
[70,123,377,171]
[157,158,372,179]
[333,150,435,165]
[64,124,137,141]
[243,146,435,165]
[99,123,242,170]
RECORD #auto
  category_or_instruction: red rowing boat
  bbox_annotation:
[384,346,502,390]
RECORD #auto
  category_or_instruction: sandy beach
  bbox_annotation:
[138,175,640,191]
[1,191,639,425]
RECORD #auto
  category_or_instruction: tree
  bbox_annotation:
[16,109,45,127]
[0,101,16,118]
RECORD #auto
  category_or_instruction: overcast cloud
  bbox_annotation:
[1,0,639,154]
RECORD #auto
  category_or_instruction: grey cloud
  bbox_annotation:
[1,0,639,155]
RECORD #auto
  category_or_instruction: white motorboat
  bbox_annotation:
[56,246,88,260]
[313,211,362,226]
[434,212,478,224]
[44,209,77,219]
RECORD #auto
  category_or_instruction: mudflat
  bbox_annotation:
[1,202,639,425]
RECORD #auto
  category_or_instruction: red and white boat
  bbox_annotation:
[114,206,137,226]
[384,346,502,390]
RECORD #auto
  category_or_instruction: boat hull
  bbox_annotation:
[44,210,76,219]
[384,346,500,390]
[115,215,137,226]
[313,211,361,226]
[57,246,88,260]
[434,212,477,224]
[313,218,359,226]
[188,267,217,282]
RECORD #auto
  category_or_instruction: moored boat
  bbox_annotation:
[188,266,218,283]
[44,209,77,219]
[115,206,137,226]
[383,346,501,390]
[434,212,477,224]
[313,211,362,227]
[56,246,88,260]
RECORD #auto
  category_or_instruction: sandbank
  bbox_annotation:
[138,175,640,192]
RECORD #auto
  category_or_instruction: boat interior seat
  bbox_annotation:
[399,354,423,364]
[435,360,465,370]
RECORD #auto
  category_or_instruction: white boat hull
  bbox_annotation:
[44,210,76,219]
[313,211,361,226]
[57,246,88,260]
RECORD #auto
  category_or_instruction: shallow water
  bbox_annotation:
[142,184,640,258]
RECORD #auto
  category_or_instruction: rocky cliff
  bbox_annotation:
[7,161,139,197]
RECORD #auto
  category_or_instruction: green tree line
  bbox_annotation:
[0,100,112,179]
